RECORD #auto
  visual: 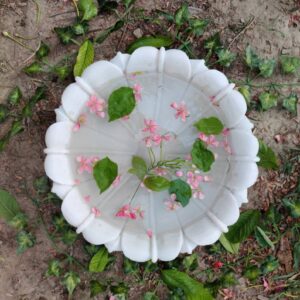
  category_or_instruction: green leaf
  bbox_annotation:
[169,179,192,207]
[144,292,159,300]
[0,189,21,222]
[257,140,279,170]
[174,3,189,27]
[143,176,170,192]
[204,32,221,53]
[259,92,277,110]
[293,241,300,271]
[93,157,118,193]
[220,272,237,287]
[280,55,300,74]
[34,176,50,194]
[8,120,23,138]
[7,86,22,105]
[191,140,215,172]
[46,260,62,277]
[128,156,147,180]
[238,85,251,106]
[36,41,50,59]
[182,253,198,271]
[16,231,36,254]
[189,19,209,36]
[161,269,213,300]
[243,266,260,281]
[123,257,139,274]
[89,247,110,272]
[255,226,275,250]
[282,93,298,113]
[61,230,77,245]
[283,199,300,218]
[30,86,46,103]
[78,0,98,21]
[225,209,261,243]
[95,20,124,44]
[0,104,8,123]
[72,21,89,35]
[122,0,136,9]
[23,62,43,75]
[73,40,94,77]
[54,65,71,80]
[219,233,240,254]
[90,280,106,297]
[54,26,75,44]
[258,59,276,78]
[108,86,136,121]
[244,45,260,70]
[216,49,236,67]
[260,256,279,274]
[194,116,224,135]
[126,35,173,54]
[8,213,27,230]
[62,271,80,296]
[110,283,129,297]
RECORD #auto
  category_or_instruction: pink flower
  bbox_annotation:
[222,140,232,154]
[73,114,86,132]
[91,207,101,217]
[143,136,152,147]
[84,195,91,203]
[133,83,142,102]
[154,167,168,176]
[112,175,121,187]
[165,194,181,211]
[116,204,137,220]
[170,101,190,122]
[142,119,158,134]
[222,128,230,136]
[198,133,219,147]
[162,133,171,142]
[146,229,153,238]
[263,277,270,292]
[86,95,106,118]
[151,133,171,146]
[187,171,203,189]
[76,156,93,174]
[193,190,205,199]
[213,261,223,269]
[175,170,184,177]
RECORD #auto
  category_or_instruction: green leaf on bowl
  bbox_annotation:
[169,179,192,207]
[194,116,224,135]
[191,140,215,172]
[143,176,170,192]
[128,156,148,180]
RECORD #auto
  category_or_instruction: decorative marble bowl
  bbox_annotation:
[44,47,259,262]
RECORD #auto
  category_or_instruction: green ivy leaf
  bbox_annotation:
[217,49,236,67]
[293,241,300,271]
[174,3,189,27]
[54,65,71,80]
[78,0,98,21]
[128,156,147,181]
[73,40,94,77]
[191,140,215,172]
[219,233,240,254]
[144,292,159,300]
[282,93,298,113]
[126,36,173,54]
[54,26,75,44]
[260,256,279,274]
[23,62,43,75]
[16,231,36,254]
[194,116,224,135]
[244,45,260,70]
[238,86,251,106]
[182,253,198,272]
[144,176,170,192]
[90,280,106,297]
[280,55,300,74]
[7,86,22,105]
[0,189,21,222]
[122,0,136,9]
[8,213,27,230]
[93,157,118,193]
[72,21,89,35]
[0,104,8,123]
[46,260,62,277]
[243,266,261,281]
[62,271,80,296]
[189,19,209,36]
[31,86,46,103]
[89,247,110,272]
[36,41,50,59]
[169,179,192,207]
[8,120,24,138]
[259,92,278,110]
[61,230,77,245]
[204,32,221,54]
[257,140,279,170]
[258,59,276,78]
[161,269,213,300]
[283,199,300,218]
[255,226,274,250]
[225,209,261,243]
[108,86,136,121]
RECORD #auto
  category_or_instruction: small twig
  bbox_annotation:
[31,0,41,24]
[14,33,39,40]
[2,31,35,52]
[72,0,79,17]
[49,10,76,18]
[228,16,256,49]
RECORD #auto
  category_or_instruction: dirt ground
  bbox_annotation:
[0,0,299,299]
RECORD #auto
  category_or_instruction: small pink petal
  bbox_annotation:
[112,175,121,187]
[146,229,153,238]
[91,207,101,217]
[175,170,184,177]
[84,195,91,203]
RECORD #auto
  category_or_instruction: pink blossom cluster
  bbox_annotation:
[170,101,190,122]
[116,204,144,220]
[142,119,171,147]
[133,83,142,102]
[76,155,99,174]
[86,95,106,118]
[165,194,181,211]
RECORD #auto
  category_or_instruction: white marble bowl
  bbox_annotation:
[44,47,259,262]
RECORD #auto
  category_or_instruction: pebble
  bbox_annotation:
[133,28,143,39]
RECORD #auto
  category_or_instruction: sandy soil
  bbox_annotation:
[0,0,299,299]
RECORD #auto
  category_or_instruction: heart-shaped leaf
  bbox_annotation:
[282,93,298,113]
[169,179,192,207]
[280,55,300,74]
[258,59,276,78]
[62,271,80,296]
[128,156,147,180]
[143,176,170,192]
[259,92,277,111]
[191,140,215,172]
[78,0,98,21]
[194,116,224,135]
